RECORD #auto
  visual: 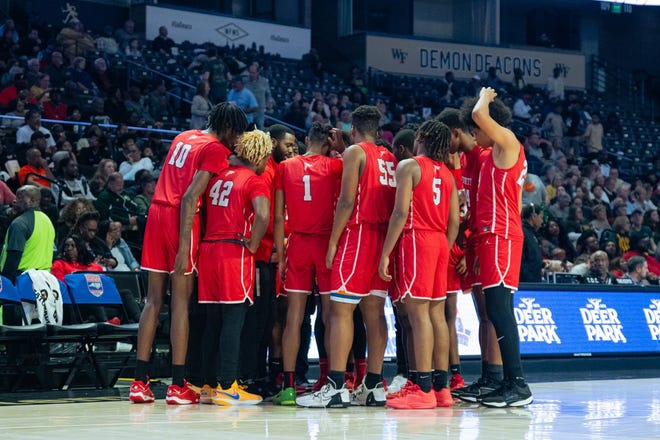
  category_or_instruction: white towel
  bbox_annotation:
[24,269,64,325]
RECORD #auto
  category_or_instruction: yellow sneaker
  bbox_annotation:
[200,384,216,405]
[213,380,263,406]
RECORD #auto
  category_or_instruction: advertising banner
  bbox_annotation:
[515,288,660,355]
[307,286,660,360]
[366,34,586,89]
[146,5,311,59]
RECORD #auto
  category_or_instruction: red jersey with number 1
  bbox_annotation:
[404,156,453,233]
[152,130,231,207]
[202,166,269,241]
[347,142,397,227]
[275,155,343,234]
[475,144,527,241]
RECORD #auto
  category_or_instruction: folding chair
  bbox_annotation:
[64,273,138,387]
[0,275,47,391]
[15,273,101,390]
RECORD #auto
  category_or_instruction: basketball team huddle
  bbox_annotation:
[128,87,533,410]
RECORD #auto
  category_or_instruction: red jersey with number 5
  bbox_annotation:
[202,166,269,241]
[275,155,343,234]
[347,142,397,227]
[475,144,527,241]
[404,156,453,233]
[152,130,231,207]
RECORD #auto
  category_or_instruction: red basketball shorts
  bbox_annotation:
[447,242,472,294]
[284,232,332,295]
[197,241,254,304]
[463,233,481,290]
[477,233,523,291]
[331,224,389,304]
[391,230,449,303]
[141,203,199,274]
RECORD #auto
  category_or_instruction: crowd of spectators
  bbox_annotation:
[0,14,658,293]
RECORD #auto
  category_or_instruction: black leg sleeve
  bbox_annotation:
[485,284,524,380]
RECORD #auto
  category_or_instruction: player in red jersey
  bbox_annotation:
[272,122,343,405]
[435,108,479,393]
[196,130,271,406]
[379,120,459,409]
[239,124,297,398]
[297,105,396,408]
[130,103,248,405]
[465,87,532,407]
[448,109,506,403]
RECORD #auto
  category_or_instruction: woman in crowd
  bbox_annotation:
[541,217,577,261]
[89,159,116,196]
[589,203,611,240]
[55,197,96,247]
[51,235,104,281]
[644,208,660,247]
[190,81,212,129]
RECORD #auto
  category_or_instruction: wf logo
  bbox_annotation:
[554,63,570,77]
[391,48,408,64]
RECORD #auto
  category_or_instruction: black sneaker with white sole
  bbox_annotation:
[453,377,501,403]
[481,378,533,408]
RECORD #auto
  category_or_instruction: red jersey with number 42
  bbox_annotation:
[201,166,269,241]
[275,155,343,234]
[475,144,527,241]
[347,142,397,227]
[404,156,453,233]
[152,130,231,207]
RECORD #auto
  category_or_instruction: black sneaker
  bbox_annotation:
[453,377,500,402]
[481,379,533,408]
[241,378,279,402]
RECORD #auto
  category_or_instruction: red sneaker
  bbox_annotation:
[386,383,437,409]
[311,374,328,393]
[386,380,414,400]
[449,374,465,391]
[345,372,356,391]
[435,387,454,407]
[166,380,200,405]
[129,380,154,403]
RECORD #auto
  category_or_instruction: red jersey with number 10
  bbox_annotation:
[275,155,343,234]
[475,144,527,241]
[404,156,453,233]
[347,142,397,227]
[152,130,231,207]
[202,166,269,241]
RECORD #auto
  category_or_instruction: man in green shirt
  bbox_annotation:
[1,185,55,324]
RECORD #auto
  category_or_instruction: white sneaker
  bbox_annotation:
[296,381,350,408]
[387,375,409,395]
[351,379,386,406]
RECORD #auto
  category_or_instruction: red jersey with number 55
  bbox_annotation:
[202,166,269,241]
[275,155,343,234]
[152,130,231,207]
[347,142,397,227]
[404,156,453,233]
[475,144,527,241]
